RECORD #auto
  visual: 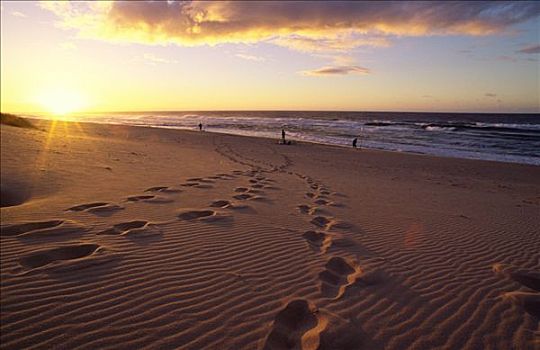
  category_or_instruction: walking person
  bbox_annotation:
[352,137,358,148]
[198,122,203,131]
[281,128,286,144]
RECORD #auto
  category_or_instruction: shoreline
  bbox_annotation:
[20,115,540,167]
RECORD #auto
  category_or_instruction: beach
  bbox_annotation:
[1,119,539,349]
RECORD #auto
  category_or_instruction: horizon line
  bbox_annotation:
[6,109,540,116]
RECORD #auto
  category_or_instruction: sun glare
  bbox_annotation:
[37,88,87,118]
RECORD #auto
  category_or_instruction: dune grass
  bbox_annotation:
[0,113,38,129]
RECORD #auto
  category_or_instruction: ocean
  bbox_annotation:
[35,111,540,165]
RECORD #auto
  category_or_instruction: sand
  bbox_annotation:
[1,119,539,350]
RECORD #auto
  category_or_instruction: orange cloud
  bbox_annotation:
[42,1,540,50]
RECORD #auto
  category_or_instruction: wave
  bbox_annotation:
[363,120,540,134]
[420,122,540,134]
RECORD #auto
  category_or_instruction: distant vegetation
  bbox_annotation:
[0,113,37,129]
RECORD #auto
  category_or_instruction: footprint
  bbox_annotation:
[311,216,331,229]
[298,205,311,214]
[210,200,232,208]
[67,202,109,211]
[100,220,147,234]
[145,186,168,192]
[327,220,354,231]
[319,257,362,299]
[249,179,258,184]
[198,179,215,183]
[252,184,264,189]
[86,204,124,216]
[298,205,328,216]
[67,202,124,216]
[19,244,101,269]
[144,196,174,204]
[162,188,182,193]
[235,187,249,193]
[100,220,161,237]
[143,186,181,193]
[127,195,155,202]
[194,184,213,189]
[178,210,215,220]
[186,177,203,182]
[1,220,64,236]
[233,194,253,200]
[314,199,330,206]
[181,183,198,187]
[263,299,323,350]
[228,204,256,213]
[303,231,332,253]
[306,193,315,198]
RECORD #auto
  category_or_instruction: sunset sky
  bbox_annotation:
[1,1,539,115]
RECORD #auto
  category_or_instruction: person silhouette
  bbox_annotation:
[352,137,358,148]
[281,128,286,143]
[198,122,203,131]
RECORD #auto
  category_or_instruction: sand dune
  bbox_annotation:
[1,119,539,349]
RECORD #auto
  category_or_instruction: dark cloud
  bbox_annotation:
[302,65,370,76]
[517,44,540,54]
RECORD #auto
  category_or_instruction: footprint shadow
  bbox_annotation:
[263,299,323,350]
[319,257,362,300]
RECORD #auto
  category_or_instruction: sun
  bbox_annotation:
[36,88,87,118]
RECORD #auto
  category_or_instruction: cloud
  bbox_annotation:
[485,93,497,98]
[41,1,540,49]
[302,65,370,76]
[517,44,540,54]
[273,34,390,53]
[495,55,517,62]
[11,11,27,18]
[235,53,265,62]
